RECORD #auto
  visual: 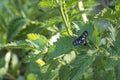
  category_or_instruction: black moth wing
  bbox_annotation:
[73,31,88,46]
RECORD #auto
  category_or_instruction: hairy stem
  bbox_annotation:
[55,0,73,36]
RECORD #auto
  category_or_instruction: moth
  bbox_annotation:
[73,31,88,46]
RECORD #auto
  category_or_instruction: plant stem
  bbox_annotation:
[55,0,73,36]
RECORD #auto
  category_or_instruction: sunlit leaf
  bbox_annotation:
[48,35,74,58]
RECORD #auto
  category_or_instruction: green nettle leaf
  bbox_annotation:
[113,28,120,53]
[69,49,98,80]
[39,1,56,8]
[75,22,94,35]
[108,26,117,42]
[105,26,120,54]
[7,17,27,41]
[40,60,61,80]
[95,8,120,22]
[63,51,76,64]
[116,63,120,80]
[93,55,116,80]
[28,34,48,51]
[48,35,74,58]
[44,16,62,27]
[106,57,120,70]
[4,34,48,51]
[23,50,42,63]
[84,0,99,7]
[4,39,39,50]
[59,65,71,80]
[92,27,101,47]
[70,55,96,80]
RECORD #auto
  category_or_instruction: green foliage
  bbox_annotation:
[70,54,96,80]
[7,17,27,41]
[48,35,74,58]
[4,39,40,50]
[0,0,120,80]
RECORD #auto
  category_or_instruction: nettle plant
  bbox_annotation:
[1,0,120,80]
